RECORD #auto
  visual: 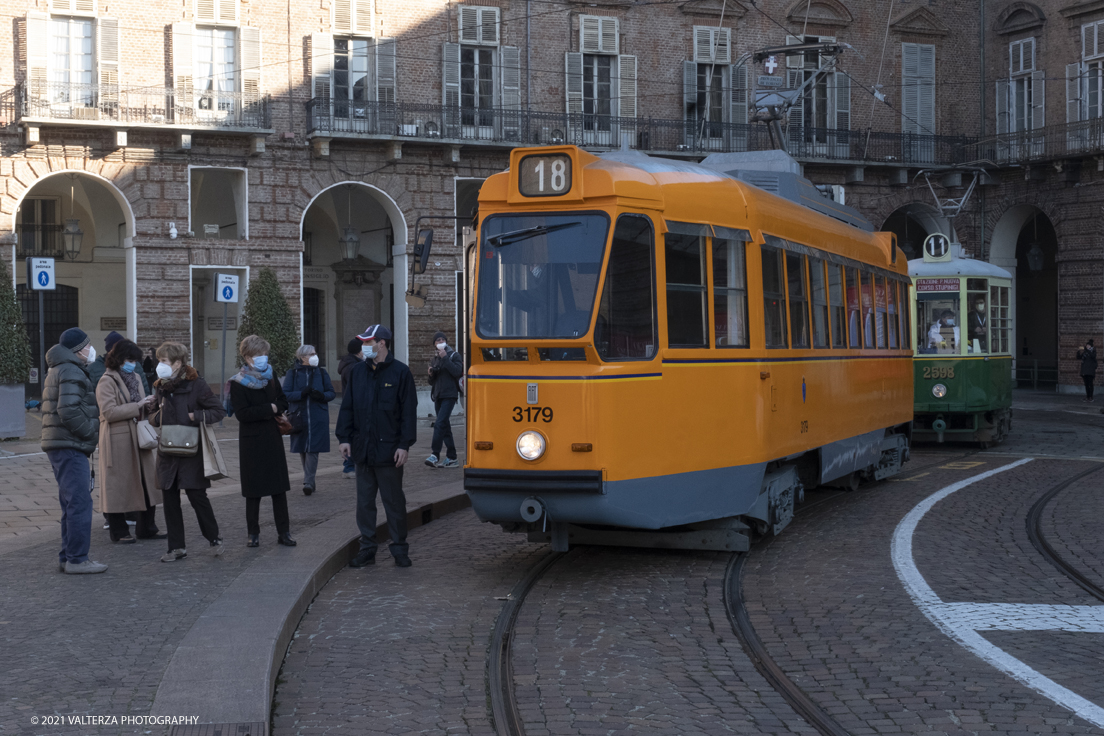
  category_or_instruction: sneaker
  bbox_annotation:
[349,550,375,568]
[441,458,460,468]
[425,454,439,468]
[58,561,66,573]
[102,522,110,530]
[160,549,187,563]
[394,554,412,568]
[64,560,108,574]
[342,470,356,479]
[303,485,314,496]
[210,538,224,556]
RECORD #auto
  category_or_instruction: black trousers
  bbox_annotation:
[355,464,407,557]
[246,492,290,536]
[106,486,159,539]
[1085,374,1095,400]
[162,484,220,551]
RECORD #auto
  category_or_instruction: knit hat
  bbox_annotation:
[433,331,448,345]
[59,327,90,353]
[104,331,124,353]
[348,337,363,355]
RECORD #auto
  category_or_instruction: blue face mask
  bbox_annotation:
[252,355,269,371]
[121,361,137,374]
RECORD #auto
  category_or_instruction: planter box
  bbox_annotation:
[0,384,25,438]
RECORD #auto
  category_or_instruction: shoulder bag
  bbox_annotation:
[160,425,199,456]
[136,419,159,450]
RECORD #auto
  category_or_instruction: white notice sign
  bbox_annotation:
[215,273,240,303]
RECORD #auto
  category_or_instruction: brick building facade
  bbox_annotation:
[0,0,1097,390]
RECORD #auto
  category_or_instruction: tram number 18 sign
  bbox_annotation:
[518,154,572,197]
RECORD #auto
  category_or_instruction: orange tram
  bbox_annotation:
[461,146,914,552]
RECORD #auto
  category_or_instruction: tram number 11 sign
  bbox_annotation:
[518,154,573,197]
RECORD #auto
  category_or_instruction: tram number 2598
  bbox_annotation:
[922,366,955,379]
[513,406,553,423]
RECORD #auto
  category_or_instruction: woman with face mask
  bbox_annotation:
[282,344,336,495]
[230,335,294,548]
[148,341,227,562]
[95,339,163,544]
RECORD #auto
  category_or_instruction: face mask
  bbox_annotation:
[121,361,137,374]
[945,319,955,326]
[85,345,96,363]
[156,362,173,380]
[363,344,377,359]
[436,343,447,352]
[976,304,985,312]
[252,355,269,371]
[308,355,319,367]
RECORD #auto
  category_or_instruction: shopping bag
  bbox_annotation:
[200,423,230,480]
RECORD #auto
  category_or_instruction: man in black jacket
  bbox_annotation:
[336,325,418,568]
[425,331,463,468]
[41,328,107,574]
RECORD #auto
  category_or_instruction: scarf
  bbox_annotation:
[120,370,142,403]
[155,365,199,393]
[230,363,273,390]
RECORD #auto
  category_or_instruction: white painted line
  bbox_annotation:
[891,458,1104,729]
[0,452,46,460]
[935,602,1104,633]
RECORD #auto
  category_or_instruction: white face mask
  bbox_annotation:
[308,355,319,367]
[436,342,447,352]
[976,304,985,312]
[155,362,173,380]
[362,344,377,359]
[84,345,96,363]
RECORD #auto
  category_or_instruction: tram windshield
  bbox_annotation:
[477,213,610,339]
[918,294,960,354]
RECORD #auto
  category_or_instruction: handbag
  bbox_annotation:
[159,424,200,456]
[200,422,230,480]
[275,413,295,435]
[136,419,159,450]
[285,407,306,434]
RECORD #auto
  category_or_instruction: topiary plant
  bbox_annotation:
[236,267,300,375]
[0,259,31,385]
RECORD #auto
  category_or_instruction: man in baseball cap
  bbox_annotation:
[337,324,418,568]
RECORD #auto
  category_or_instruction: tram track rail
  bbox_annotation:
[1026,464,1104,601]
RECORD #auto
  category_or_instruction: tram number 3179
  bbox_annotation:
[513,406,554,423]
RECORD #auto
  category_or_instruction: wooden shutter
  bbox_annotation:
[333,0,353,33]
[51,0,98,14]
[311,33,334,102]
[461,6,499,45]
[195,0,216,23]
[218,0,238,24]
[1067,62,1083,123]
[1031,69,1045,130]
[917,44,935,135]
[239,27,261,104]
[730,62,747,124]
[481,8,499,45]
[171,22,195,108]
[834,71,849,130]
[787,68,804,142]
[683,60,697,121]
[355,0,373,35]
[565,52,583,114]
[693,27,730,64]
[26,12,48,100]
[460,6,480,43]
[786,35,803,69]
[98,17,120,103]
[1085,23,1098,59]
[618,54,636,118]
[600,18,618,54]
[501,46,521,110]
[376,38,396,103]
[580,15,617,54]
[443,42,460,107]
[901,43,920,134]
[996,79,1009,133]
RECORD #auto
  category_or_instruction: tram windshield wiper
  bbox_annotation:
[487,222,582,247]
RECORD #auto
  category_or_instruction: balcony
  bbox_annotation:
[976,118,1104,165]
[3,82,273,135]
[306,98,977,167]
[15,224,64,259]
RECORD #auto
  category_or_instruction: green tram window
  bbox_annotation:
[665,232,708,348]
[887,280,899,349]
[918,291,961,355]
[809,257,829,348]
[990,284,1011,354]
[712,239,749,348]
[786,251,810,349]
[965,278,989,353]
[846,268,862,348]
[596,215,656,361]
[828,264,846,348]
[761,247,787,349]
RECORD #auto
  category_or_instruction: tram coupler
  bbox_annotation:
[932,416,947,443]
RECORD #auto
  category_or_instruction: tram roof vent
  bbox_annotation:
[699,150,803,175]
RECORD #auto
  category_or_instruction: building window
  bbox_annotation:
[901,42,935,137]
[49,17,93,104]
[461,46,494,127]
[17,198,61,258]
[696,64,725,137]
[333,38,371,119]
[195,27,236,114]
[583,54,612,131]
[786,35,850,146]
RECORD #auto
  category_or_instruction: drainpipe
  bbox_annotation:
[527,0,532,114]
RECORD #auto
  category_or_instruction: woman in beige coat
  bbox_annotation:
[96,339,163,543]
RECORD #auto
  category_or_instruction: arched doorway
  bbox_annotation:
[989,205,1058,388]
[12,171,133,392]
[300,183,405,374]
[879,203,952,261]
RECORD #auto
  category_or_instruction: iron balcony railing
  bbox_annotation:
[307,98,977,166]
[976,117,1104,164]
[12,82,272,130]
[16,225,65,259]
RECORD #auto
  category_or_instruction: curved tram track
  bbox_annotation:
[1025,464,1104,600]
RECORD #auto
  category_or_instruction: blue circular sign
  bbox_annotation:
[222,286,233,300]
[37,271,49,287]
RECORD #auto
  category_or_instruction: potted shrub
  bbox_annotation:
[236,267,300,375]
[0,258,32,438]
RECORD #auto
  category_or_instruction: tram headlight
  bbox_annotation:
[517,431,546,461]
[932,383,947,398]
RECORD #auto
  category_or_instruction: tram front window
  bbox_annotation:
[477,213,610,340]
[918,294,959,354]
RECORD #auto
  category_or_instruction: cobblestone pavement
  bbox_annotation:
[0,414,465,736]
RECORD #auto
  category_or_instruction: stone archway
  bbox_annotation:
[879,202,950,260]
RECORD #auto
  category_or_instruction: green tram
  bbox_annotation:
[909,236,1013,446]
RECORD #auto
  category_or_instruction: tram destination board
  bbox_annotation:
[518,154,572,197]
[916,278,959,292]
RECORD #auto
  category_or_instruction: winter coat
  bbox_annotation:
[40,343,99,455]
[96,369,162,513]
[150,367,226,491]
[1079,346,1098,377]
[230,378,291,497]
[282,363,336,454]
[336,352,417,466]
[337,353,360,390]
[428,348,464,401]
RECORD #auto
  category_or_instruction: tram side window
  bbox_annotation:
[665,233,708,348]
[761,247,787,349]
[596,214,656,361]
[918,293,960,354]
[886,280,899,349]
[786,252,810,349]
[828,264,846,348]
[990,285,1010,354]
[809,257,829,348]
[966,278,988,353]
[846,268,862,348]
[873,275,888,349]
[712,239,749,348]
[861,272,877,348]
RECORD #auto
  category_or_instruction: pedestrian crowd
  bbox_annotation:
[41,323,462,574]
